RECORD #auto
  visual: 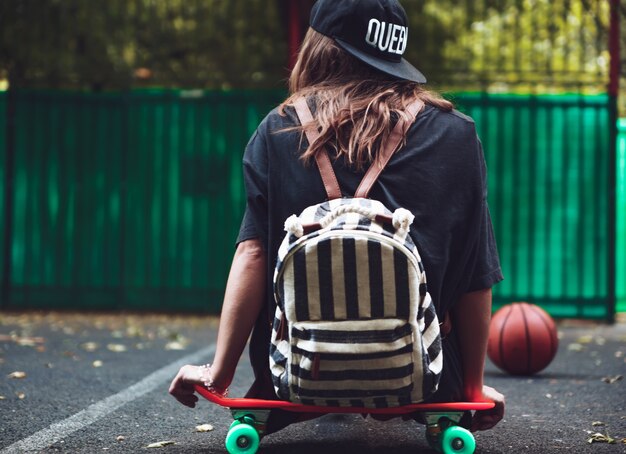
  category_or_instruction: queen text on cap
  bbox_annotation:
[365,19,408,56]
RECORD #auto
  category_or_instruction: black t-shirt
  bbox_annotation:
[237,103,503,320]
[237,101,503,405]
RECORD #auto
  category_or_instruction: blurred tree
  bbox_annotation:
[0,0,135,89]
[0,0,287,90]
[402,0,611,91]
[0,0,617,92]
[129,0,287,89]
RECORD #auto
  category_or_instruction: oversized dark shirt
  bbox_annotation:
[237,101,503,402]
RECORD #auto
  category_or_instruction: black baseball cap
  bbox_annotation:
[310,0,426,84]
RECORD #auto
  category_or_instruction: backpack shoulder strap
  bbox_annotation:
[293,97,425,201]
[353,99,425,199]
[293,97,342,200]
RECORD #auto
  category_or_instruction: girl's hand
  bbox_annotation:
[471,385,505,431]
[168,365,203,408]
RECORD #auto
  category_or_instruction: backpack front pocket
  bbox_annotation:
[289,318,418,406]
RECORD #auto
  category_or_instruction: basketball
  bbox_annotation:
[487,302,559,375]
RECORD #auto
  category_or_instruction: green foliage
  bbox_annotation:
[129,0,287,89]
[403,0,610,92]
[0,0,136,89]
[0,0,287,90]
[0,0,616,92]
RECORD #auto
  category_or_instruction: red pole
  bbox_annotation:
[288,0,302,70]
[287,0,302,70]
[608,0,620,97]
[607,0,620,322]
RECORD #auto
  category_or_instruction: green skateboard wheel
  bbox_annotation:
[225,423,260,454]
[441,426,476,454]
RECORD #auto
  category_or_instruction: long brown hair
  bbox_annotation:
[279,28,453,171]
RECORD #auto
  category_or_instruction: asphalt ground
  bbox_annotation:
[0,311,625,454]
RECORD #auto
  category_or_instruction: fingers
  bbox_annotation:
[173,393,199,408]
[169,365,202,408]
[471,411,501,431]
[482,385,505,403]
[471,385,505,432]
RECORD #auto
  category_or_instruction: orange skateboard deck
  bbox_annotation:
[195,384,494,454]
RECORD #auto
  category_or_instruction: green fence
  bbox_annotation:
[0,89,284,311]
[0,90,619,319]
[618,119,626,314]
[454,94,616,320]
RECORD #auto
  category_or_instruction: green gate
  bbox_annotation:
[0,89,619,319]
[617,119,626,313]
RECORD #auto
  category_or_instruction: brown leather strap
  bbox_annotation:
[353,99,424,199]
[293,97,342,200]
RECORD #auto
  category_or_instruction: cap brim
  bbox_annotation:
[335,38,427,84]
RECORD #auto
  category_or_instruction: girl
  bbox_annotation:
[170,0,505,433]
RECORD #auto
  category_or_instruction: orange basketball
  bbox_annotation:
[487,302,558,375]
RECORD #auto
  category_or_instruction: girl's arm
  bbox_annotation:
[169,239,266,407]
[452,288,505,431]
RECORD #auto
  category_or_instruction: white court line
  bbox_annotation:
[1,344,216,454]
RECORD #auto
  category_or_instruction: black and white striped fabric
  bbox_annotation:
[270,198,442,408]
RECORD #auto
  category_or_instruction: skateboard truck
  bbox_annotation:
[230,409,271,437]
[425,411,475,453]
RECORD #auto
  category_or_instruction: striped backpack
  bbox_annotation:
[269,98,443,408]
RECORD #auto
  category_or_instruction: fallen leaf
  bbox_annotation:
[107,344,127,353]
[601,375,623,384]
[92,360,103,368]
[126,325,144,338]
[588,432,616,444]
[577,335,593,344]
[592,421,605,427]
[195,424,214,432]
[8,371,26,379]
[81,342,99,352]
[165,341,186,351]
[568,343,584,352]
[146,440,175,448]
[16,337,45,347]
[0,335,45,347]
[16,392,25,399]
[0,395,6,400]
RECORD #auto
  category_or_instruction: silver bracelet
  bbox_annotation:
[200,364,229,397]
